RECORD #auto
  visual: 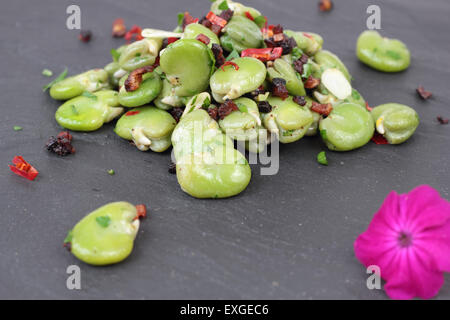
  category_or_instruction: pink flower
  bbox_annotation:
[354,185,450,299]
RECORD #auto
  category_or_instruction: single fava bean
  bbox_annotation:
[263,96,314,144]
[115,106,176,152]
[63,202,143,266]
[160,39,215,97]
[319,102,374,151]
[371,103,419,144]
[171,109,251,199]
[153,79,184,110]
[313,50,352,81]
[104,62,121,88]
[284,30,323,56]
[55,90,123,131]
[50,69,109,100]
[356,30,410,72]
[118,71,162,107]
[210,57,266,102]
[118,38,162,72]
[219,97,262,141]
[183,23,220,47]
[220,16,263,53]
[267,59,306,96]
[211,0,261,18]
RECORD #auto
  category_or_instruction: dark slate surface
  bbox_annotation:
[1,0,449,299]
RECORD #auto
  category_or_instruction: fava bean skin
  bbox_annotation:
[50,69,109,100]
[118,72,162,107]
[115,106,176,152]
[319,103,374,151]
[220,16,263,53]
[171,109,251,199]
[65,202,140,266]
[55,90,123,131]
[160,39,215,97]
[371,103,419,144]
[356,30,410,72]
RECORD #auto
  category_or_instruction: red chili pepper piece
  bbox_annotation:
[221,61,239,71]
[134,204,147,220]
[167,37,179,45]
[245,11,254,21]
[303,32,313,39]
[196,34,210,45]
[206,11,228,28]
[124,25,143,42]
[241,47,283,62]
[371,132,389,145]
[126,111,140,116]
[270,47,283,59]
[112,18,126,37]
[365,102,373,112]
[9,156,39,181]
[182,12,199,30]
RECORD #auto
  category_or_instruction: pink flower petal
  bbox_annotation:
[415,220,450,272]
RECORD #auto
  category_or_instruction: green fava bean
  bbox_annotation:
[50,69,109,100]
[219,97,261,141]
[267,58,306,96]
[64,202,141,266]
[314,50,352,81]
[55,90,123,131]
[183,23,220,47]
[160,39,215,97]
[319,102,374,151]
[220,16,263,53]
[371,103,419,144]
[263,96,314,143]
[119,38,162,72]
[172,109,251,199]
[115,106,176,152]
[154,79,184,110]
[284,30,323,56]
[118,72,162,107]
[104,62,121,88]
[210,57,266,102]
[356,30,410,72]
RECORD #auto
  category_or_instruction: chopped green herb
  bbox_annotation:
[302,63,312,79]
[81,91,98,100]
[218,0,229,10]
[282,129,295,136]
[96,216,111,228]
[64,230,73,244]
[351,89,361,100]
[236,102,248,113]
[226,49,240,61]
[291,47,304,61]
[177,12,184,26]
[13,126,23,131]
[42,68,68,92]
[202,97,211,108]
[110,48,120,61]
[317,151,328,166]
[385,50,401,60]
[108,169,115,175]
[42,69,53,77]
[253,15,267,28]
[320,129,328,140]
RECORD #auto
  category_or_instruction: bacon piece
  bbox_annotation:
[124,65,155,92]
[182,12,199,30]
[196,34,210,45]
[416,85,432,100]
[304,76,321,89]
[207,106,219,121]
[271,78,289,100]
[218,100,239,120]
[211,44,226,68]
[293,96,307,106]
[311,101,333,116]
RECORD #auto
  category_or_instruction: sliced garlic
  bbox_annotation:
[321,68,352,100]
[376,117,385,134]
[141,28,182,39]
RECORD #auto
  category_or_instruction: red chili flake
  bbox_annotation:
[437,116,449,124]
[218,100,239,120]
[134,204,147,220]
[168,162,177,174]
[206,11,228,28]
[124,25,143,42]
[167,37,179,45]
[9,156,39,181]
[303,32,313,39]
[319,0,333,12]
[112,18,126,37]
[245,11,254,21]
[293,96,307,106]
[311,101,333,116]
[241,47,282,62]
[365,102,373,112]
[304,76,321,89]
[169,107,184,123]
[371,132,389,145]
[207,106,219,121]
[78,30,92,42]
[196,34,210,45]
[46,132,75,156]
[124,65,155,92]
[182,12,199,30]
[211,44,226,68]
[126,111,140,116]
[416,85,432,100]
[271,78,289,100]
[221,61,239,72]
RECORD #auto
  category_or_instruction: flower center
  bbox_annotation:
[398,231,413,248]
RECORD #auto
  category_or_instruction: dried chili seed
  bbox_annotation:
[417,85,432,100]
[78,30,92,42]
[211,44,226,68]
[196,33,210,45]
[207,106,219,121]
[124,65,155,92]
[272,24,283,34]
[168,162,177,174]
[319,0,333,12]
[293,96,307,106]
[46,131,75,156]
[257,101,272,113]
[112,18,126,37]
[304,76,321,89]
[271,78,289,100]
[219,9,234,22]
[437,116,449,124]
[311,101,333,116]
[218,100,239,120]
[169,107,184,123]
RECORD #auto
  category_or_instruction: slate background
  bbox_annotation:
[1,0,449,299]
